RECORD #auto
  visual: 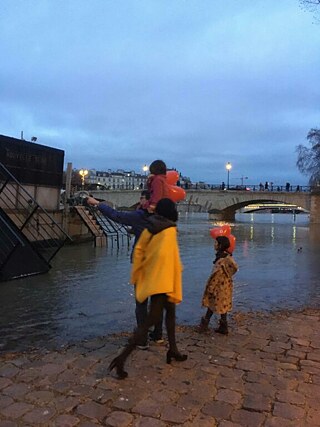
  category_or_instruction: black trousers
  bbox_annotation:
[135,298,163,341]
[117,293,178,361]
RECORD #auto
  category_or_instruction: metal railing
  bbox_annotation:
[0,162,71,263]
[186,184,312,192]
[86,204,132,249]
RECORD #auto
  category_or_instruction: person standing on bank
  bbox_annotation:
[198,236,238,335]
[86,191,164,347]
[108,198,187,379]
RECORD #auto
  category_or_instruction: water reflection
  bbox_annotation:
[0,212,319,352]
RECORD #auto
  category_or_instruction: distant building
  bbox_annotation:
[87,169,147,190]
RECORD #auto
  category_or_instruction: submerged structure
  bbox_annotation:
[0,134,70,281]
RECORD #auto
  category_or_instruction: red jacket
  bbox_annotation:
[146,174,170,211]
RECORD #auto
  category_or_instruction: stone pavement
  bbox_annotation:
[0,309,319,427]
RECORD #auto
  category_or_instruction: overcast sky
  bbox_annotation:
[1,0,319,186]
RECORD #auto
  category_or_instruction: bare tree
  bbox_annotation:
[296,128,320,186]
[300,0,320,6]
[300,0,320,21]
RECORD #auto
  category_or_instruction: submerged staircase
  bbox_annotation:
[74,206,106,247]
[74,203,132,249]
[0,162,70,282]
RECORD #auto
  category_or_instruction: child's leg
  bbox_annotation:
[198,308,213,332]
[205,308,214,321]
[214,312,228,335]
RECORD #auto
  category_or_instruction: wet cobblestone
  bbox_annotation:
[0,309,319,426]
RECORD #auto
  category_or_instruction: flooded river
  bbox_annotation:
[0,212,319,352]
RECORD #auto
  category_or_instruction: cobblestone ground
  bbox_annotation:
[0,309,319,426]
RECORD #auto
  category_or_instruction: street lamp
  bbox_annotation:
[79,169,88,188]
[226,162,232,189]
[142,164,149,175]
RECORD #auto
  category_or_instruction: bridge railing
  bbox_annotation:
[186,184,312,192]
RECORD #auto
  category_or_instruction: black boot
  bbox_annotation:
[108,355,128,379]
[214,315,228,335]
[197,316,210,333]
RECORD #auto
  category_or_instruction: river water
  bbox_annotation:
[0,212,319,353]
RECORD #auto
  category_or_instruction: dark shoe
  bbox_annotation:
[197,316,210,333]
[214,320,228,335]
[108,356,128,379]
[166,350,188,364]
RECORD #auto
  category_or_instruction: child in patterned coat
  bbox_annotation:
[198,235,238,335]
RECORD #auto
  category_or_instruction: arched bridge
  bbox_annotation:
[185,190,312,221]
[89,189,320,223]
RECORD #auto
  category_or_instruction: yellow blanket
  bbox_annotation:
[131,227,183,304]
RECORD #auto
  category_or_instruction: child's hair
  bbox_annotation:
[149,160,167,175]
[155,198,178,222]
[214,236,231,263]
[216,236,230,251]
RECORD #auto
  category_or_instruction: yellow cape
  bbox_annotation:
[131,227,183,304]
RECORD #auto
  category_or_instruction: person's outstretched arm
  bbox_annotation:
[86,197,142,226]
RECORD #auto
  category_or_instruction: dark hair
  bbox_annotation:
[140,190,150,200]
[149,160,167,175]
[216,236,230,251]
[213,236,231,263]
[155,198,178,222]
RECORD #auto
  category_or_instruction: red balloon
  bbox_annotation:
[166,170,179,185]
[221,224,231,236]
[210,228,236,253]
[210,227,225,239]
[227,234,236,253]
[168,185,186,202]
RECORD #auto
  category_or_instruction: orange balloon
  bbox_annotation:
[227,234,236,253]
[168,185,186,202]
[210,228,236,253]
[227,234,236,254]
[221,224,231,236]
[166,170,179,185]
[210,227,225,239]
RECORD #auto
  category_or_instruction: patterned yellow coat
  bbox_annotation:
[202,255,238,314]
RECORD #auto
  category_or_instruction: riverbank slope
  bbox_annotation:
[0,309,319,426]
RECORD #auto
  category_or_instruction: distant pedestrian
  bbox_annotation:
[286,182,290,192]
[264,181,269,191]
[197,236,238,335]
[221,181,226,190]
[296,185,300,192]
[259,182,264,191]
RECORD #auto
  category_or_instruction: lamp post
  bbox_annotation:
[142,164,149,175]
[79,169,88,189]
[226,162,232,189]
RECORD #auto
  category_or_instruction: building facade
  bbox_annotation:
[87,169,148,190]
